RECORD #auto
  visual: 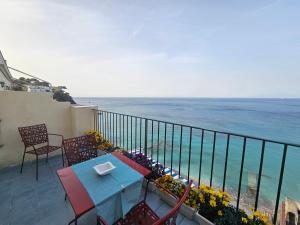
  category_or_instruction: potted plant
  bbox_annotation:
[154,175,273,225]
[193,184,230,225]
[122,151,165,191]
[85,130,115,152]
[213,206,272,225]
[155,175,197,219]
[194,185,273,225]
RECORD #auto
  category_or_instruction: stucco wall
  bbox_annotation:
[71,105,97,137]
[0,91,96,168]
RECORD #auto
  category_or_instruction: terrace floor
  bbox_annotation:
[0,155,199,225]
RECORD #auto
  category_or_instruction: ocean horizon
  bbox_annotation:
[75,97,300,212]
[75,97,300,143]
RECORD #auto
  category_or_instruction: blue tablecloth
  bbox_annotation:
[72,154,144,225]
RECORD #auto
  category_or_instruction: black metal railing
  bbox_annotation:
[94,110,300,224]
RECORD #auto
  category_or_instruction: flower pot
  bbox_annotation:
[157,188,196,220]
[193,213,214,225]
[159,189,177,206]
[179,203,196,220]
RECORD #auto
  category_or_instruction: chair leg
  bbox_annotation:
[64,193,67,201]
[20,147,26,174]
[61,148,64,167]
[68,218,77,225]
[46,152,49,163]
[36,155,39,181]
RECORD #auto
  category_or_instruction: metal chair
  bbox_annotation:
[18,123,64,180]
[63,134,98,167]
[97,180,193,225]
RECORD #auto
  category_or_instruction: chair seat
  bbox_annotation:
[114,201,160,225]
[27,145,61,155]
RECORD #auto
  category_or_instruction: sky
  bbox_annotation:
[0,0,299,98]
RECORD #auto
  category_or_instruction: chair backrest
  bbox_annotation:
[18,124,48,147]
[153,181,192,225]
[63,134,98,166]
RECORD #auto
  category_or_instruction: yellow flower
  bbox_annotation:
[207,189,214,195]
[199,193,205,203]
[253,211,260,217]
[222,200,229,207]
[242,217,248,224]
[216,191,223,198]
[164,175,173,182]
[248,215,253,220]
[209,200,217,207]
[217,210,223,216]
[250,210,272,225]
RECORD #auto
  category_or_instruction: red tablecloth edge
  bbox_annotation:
[57,167,94,217]
[112,151,151,177]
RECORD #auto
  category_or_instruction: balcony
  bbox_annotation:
[0,155,197,225]
[0,91,299,225]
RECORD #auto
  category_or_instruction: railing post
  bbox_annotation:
[122,114,125,148]
[273,144,288,224]
[93,110,96,131]
[110,113,115,146]
[178,125,183,177]
[144,119,148,157]
[163,123,167,173]
[130,116,133,151]
[109,113,112,142]
[210,131,217,187]
[236,137,247,211]
[127,116,129,151]
[187,127,193,182]
[222,134,230,191]
[140,118,142,153]
[135,117,137,150]
[115,114,118,146]
[104,112,107,139]
[151,120,154,160]
[119,114,122,147]
[254,140,265,211]
[170,124,174,176]
[97,111,100,133]
[198,129,204,186]
[157,122,160,165]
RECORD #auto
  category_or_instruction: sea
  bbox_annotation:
[75,97,300,212]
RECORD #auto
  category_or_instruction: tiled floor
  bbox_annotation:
[0,156,199,225]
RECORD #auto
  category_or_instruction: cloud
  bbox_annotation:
[0,0,299,98]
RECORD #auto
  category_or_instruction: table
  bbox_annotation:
[57,152,151,225]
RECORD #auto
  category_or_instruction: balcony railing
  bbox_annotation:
[94,110,300,224]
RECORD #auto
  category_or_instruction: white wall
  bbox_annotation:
[0,91,97,168]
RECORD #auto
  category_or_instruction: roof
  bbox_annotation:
[0,51,13,82]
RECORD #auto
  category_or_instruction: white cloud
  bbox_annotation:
[0,0,299,98]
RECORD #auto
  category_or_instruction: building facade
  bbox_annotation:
[0,51,13,91]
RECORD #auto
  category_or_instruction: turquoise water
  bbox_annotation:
[75,97,300,212]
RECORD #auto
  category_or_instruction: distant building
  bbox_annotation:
[0,51,53,93]
[27,85,51,93]
[0,51,13,91]
[278,198,300,225]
